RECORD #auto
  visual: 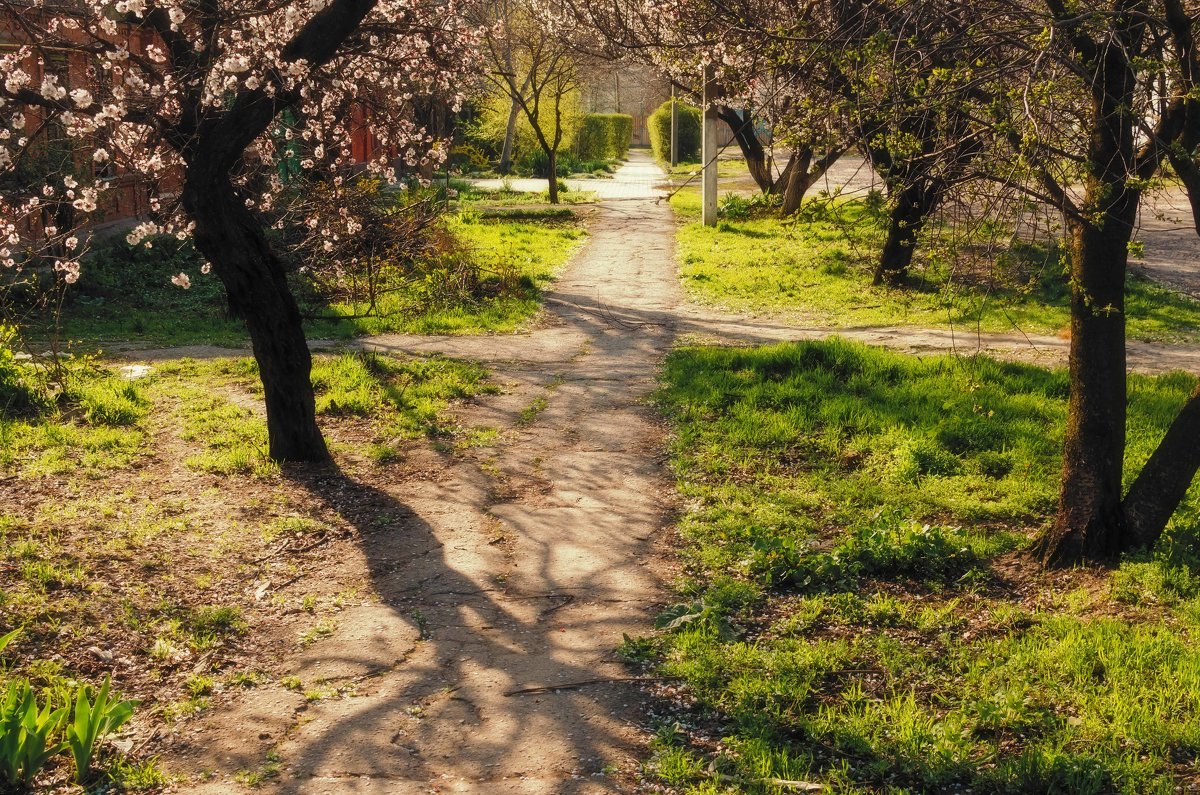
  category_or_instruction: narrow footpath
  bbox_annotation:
[173,156,680,794]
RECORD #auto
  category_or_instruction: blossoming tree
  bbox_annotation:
[0,0,476,460]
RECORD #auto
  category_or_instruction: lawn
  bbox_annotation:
[671,190,1200,343]
[45,206,586,348]
[0,350,497,789]
[641,338,1200,794]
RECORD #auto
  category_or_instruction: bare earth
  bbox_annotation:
[132,152,1200,793]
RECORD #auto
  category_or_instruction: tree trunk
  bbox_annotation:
[780,148,814,215]
[546,148,559,204]
[182,173,329,463]
[1123,384,1200,548]
[499,97,520,174]
[716,106,773,193]
[874,180,938,286]
[1036,217,1130,565]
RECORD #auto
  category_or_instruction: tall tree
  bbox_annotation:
[481,3,580,203]
[0,0,475,460]
[990,0,1200,564]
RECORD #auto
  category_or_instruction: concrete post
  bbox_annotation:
[701,64,718,227]
[670,84,679,168]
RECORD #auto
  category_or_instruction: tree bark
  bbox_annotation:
[1123,384,1200,548]
[780,148,814,215]
[874,180,940,286]
[182,172,329,463]
[1036,217,1131,565]
[546,147,559,204]
[715,106,773,194]
[499,97,520,174]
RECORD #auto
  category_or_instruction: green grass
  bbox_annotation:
[317,213,584,336]
[0,346,496,780]
[647,338,1200,794]
[456,183,598,205]
[146,352,495,477]
[49,209,585,347]
[671,190,1200,343]
[0,368,150,476]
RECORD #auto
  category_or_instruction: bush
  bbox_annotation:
[0,326,49,418]
[517,149,580,179]
[648,99,700,164]
[572,113,633,161]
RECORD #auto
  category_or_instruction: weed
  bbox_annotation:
[516,396,548,426]
[235,750,281,788]
[106,756,170,790]
[298,620,337,647]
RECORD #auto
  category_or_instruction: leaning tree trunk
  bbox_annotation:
[182,172,329,463]
[1035,216,1130,565]
[1123,383,1200,548]
[716,106,773,194]
[499,98,520,175]
[874,180,939,286]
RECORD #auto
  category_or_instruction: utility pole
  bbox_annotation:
[701,64,718,227]
[670,83,679,167]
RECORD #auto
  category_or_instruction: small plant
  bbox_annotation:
[718,192,753,220]
[0,627,20,655]
[65,675,137,784]
[0,679,67,787]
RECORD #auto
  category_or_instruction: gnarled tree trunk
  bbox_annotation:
[182,171,329,463]
[874,180,941,286]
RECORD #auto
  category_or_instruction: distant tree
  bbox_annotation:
[481,3,580,202]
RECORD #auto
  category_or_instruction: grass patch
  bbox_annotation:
[648,338,1200,794]
[0,367,149,477]
[0,346,496,780]
[310,213,584,336]
[48,209,585,347]
[671,190,1200,343]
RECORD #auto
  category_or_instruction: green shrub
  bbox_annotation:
[517,148,578,178]
[0,326,49,419]
[572,113,632,160]
[648,99,700,164]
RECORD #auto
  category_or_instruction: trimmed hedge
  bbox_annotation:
[573,113,633,161]
[648,99,700,164]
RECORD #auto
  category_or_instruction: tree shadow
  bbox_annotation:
[273,448,662,791]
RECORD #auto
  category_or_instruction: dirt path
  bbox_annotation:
[169,158,681,794]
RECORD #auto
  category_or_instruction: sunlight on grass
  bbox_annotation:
[648,338,1200,794]
[52,208,585,347]
[670,189,1200,343]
